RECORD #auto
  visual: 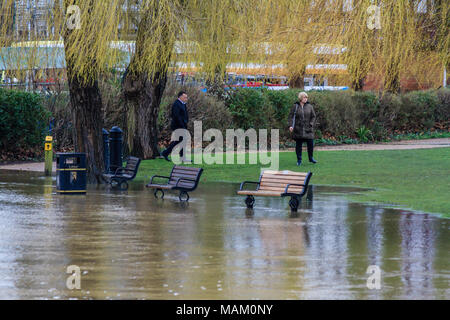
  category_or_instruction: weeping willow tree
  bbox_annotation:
[411,0,449,88]
[62,0,123,182]
[377,1,416,92]
[250,0,447,92]
[121,0,181,159]
[121,0,258,158]
[342,0,376,91]
[0,0,122,181]
[252,0,355,89]
[188,1,256,84]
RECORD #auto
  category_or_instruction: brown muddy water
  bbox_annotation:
[0,170,448,300]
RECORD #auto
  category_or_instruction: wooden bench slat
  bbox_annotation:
[260,180,305,186]
[171,170,199,175]
[262,173,307,177]
[260,183,304,189]
[126,162,138,166]
[260,181,305,187]
[169,178,195,184]
[262,170,308,176]
[262,174,307,179]
[171,172,200,179]
[262,175,308,181]
[259,187,303,193]
[237,190,283,197]
[261,176,305,181]
[170,174,199,180]
[146,184,174,190]
[169,176,196,181]
[173,167,202,173]
[174,166,200,170]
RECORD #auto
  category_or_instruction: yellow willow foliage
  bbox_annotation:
[249,0,448,88]
[62,0,122,84]
[254,0,350,78]
[123,0,182,77]
[184,0,246,80]
[0,0,123,84]
[0,0,448,87]
[375,1,415,91]
[342,0,377,88]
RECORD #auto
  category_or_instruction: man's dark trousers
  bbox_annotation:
[162,99,189,159]
[163,136,184,158]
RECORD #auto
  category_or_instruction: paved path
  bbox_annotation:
[0,138,448,172]
[314,138,450,151]
[0,161,57,173]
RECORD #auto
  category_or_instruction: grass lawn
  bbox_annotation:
[136,147,450,217]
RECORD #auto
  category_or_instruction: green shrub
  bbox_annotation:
[226,88,273,130]
[0,88,50,155]
[224,88,449,143]
[398,90,439,132]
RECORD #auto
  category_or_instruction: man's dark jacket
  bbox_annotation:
[171,99,189,130]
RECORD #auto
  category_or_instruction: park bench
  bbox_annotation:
[103,156,141,190]
[237,170,313,211]
[146,166,204,202]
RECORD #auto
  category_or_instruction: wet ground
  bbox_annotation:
[0,170,448,300]
[1,138,449,173]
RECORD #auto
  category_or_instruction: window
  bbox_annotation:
[343,0,353,12]
[417,0,427,13]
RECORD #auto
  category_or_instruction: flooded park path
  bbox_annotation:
[0,170,448,300]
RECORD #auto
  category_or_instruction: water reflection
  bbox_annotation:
[0,170,448,300]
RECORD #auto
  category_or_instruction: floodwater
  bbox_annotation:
[0,170,448,300]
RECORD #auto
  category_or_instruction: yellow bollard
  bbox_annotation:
[44,136,53,176]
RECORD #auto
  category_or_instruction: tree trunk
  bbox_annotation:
[65,63,104,183]
[384,60,401,93]
[123,69,167,159]
[351,75,366,91]
[289,73,305,89]
[63,0,104,183]
[122,8,173,160]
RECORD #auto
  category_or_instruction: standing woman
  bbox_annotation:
[288,92,318,166]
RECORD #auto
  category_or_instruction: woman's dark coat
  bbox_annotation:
[288,102,316,140]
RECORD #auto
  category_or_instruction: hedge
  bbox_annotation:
[225,87,450,143]
[4,84,448,160]
[0,88,50,157]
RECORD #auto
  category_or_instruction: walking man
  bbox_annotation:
[161,91,190,162]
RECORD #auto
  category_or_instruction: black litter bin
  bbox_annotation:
[56,153,87,194]
[109,126,123,174]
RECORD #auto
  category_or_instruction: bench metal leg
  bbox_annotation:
[119,180,129,191]
[289,196,300,212]
[179,191,190,202]
[111,178,120,189]
[245,195,255,209]
[154,189,165,199]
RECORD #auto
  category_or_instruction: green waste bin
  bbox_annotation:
[56,153,87,195]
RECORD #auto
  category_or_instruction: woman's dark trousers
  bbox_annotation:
[295,138,314,162]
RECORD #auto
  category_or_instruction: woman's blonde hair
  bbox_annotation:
[298,92,308,100]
